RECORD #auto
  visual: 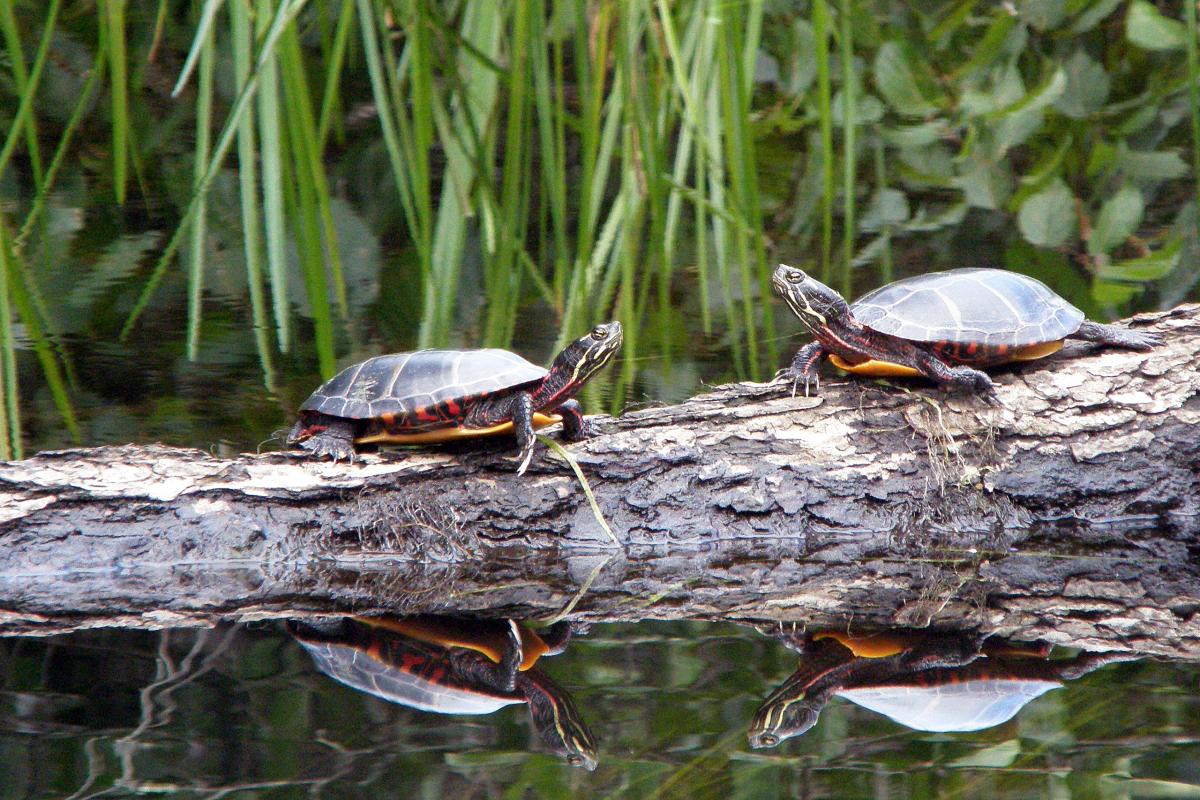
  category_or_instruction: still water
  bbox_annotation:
[2,619,1197,799]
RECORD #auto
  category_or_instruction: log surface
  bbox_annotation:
[1,305,1198,655]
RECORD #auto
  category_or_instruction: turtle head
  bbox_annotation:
[558,722,600,772]
[747,692,823,749]
[772,264,850,334]
[527,673,600,770]
[552,321,623,392]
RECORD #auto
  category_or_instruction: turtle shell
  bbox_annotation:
[295,637,521,715]
[300,349,547,420]
[836,677,1061,733]
[852,268,1085,348]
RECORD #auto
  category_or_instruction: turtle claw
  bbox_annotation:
[515,445,535,476]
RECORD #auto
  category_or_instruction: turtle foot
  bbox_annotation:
[299,433,357,463]
[561,418,597,442]
[1076,320,1163,351]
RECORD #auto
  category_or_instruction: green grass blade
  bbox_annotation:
[0,0,59,183]
[170,0,224,98]
[316,0,355,149]
[279,21,348,321]
[100,0,129,204]
[0,222,19,460]
[0,219,78,447]
[839,0,856,297]
[537,435,620,547]
[279,31,335,377]
[230,0,276,389]
[186,22,215,362]
[1184,0,1200,238]
[0,0,44,185]
[256,0,290,353]
[813,0,834,283]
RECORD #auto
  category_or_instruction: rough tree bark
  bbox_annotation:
[1,305,1198,656]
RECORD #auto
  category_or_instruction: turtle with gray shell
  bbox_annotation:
[771,265,1161,397]
[289,615,598,770]
[748,630,1138,747]
[287,322,622,474]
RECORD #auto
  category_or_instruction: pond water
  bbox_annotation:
[2,620,1198,799]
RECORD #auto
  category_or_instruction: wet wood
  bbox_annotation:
[1,304,1198,655]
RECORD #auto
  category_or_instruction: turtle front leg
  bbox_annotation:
[1071,320,1162,350]
[556,399,595,442]
[455,619,524,694]
[511,392,537,475]
[781,341,826,397]
[288,415,359,462]
[538,620,583,656]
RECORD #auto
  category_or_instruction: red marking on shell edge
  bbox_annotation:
[400,653,424,673]
[380,412,396,427]
[966,342,978,356]
[415,406,438,423]
[444,398,461,417]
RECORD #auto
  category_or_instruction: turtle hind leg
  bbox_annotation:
[1072,320,1162,351]
[913,350,998,401]
[291,416,358,462]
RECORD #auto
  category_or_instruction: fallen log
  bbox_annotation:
[0,305,1197,655]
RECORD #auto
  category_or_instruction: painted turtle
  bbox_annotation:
[771,265,1161,397]
[287,322,622,474]
[748,630,1137,747]
[288,615,598,770]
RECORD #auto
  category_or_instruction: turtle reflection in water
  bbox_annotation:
[288,615,598,770]
[748,629,1140,748]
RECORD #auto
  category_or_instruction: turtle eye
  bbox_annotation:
[590,326,606,340]
[787,271,804,284]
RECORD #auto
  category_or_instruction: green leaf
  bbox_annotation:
[948,739,1021,769]
[955,156,1012,210]
[1055,50,1110,119]
[1015,0,1067,32]
[873,41,941,116]
[1117,147,1190,181]
[988,66,1066,120]
[1018,179,1076,247]
[1089,184,1144,256]
[1126,1,1187,51]
[881,121,944,148]
[861,187,909,232]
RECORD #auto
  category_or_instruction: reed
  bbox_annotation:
[1185,0,1200,237]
